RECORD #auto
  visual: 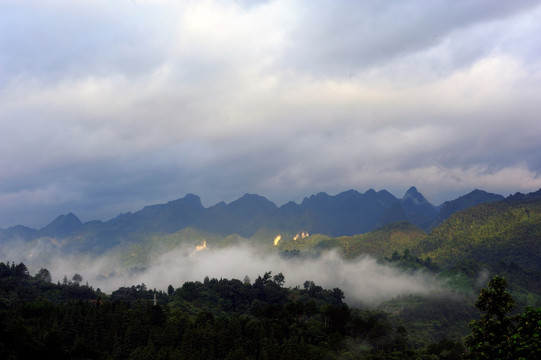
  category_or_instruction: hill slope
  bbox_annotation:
[417,189,541,271]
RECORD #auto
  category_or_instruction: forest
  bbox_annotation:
[2,191,541,359]
[1,260,540,359]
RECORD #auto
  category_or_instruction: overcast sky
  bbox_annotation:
[1,0,541,228]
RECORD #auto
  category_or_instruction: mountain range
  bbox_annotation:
[0,187,504,254]
[2,186,541,357]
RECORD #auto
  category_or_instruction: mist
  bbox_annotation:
[2,239,444,305]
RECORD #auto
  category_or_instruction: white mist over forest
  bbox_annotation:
[3,241,443,305]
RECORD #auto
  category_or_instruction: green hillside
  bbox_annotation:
[416,196,541,270]
[336,221,428,259]
[274,221,427,259]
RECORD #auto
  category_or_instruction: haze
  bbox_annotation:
[1,0,541,228]
[3,240,442,305]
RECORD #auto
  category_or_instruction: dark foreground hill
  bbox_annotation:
[0,261,466,359]
[2,260,540,359]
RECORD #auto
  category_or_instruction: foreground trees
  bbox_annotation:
[0,264,418,359]
[3,261,541,359]
[465,275,541,360]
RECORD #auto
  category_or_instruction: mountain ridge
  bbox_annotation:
[0,187,511,254]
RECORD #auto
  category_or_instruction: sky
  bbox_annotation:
[1,0,541,229]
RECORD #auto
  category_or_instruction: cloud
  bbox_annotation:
[1,0,541,227]
[285,0,541,75]
[5,240,442,305]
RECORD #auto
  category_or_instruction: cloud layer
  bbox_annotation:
[1,0,541,227]
[6,241,441,305]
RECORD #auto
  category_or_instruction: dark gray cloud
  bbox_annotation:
[1,0,541,228]
[286,0,541,74]
[0,1,171,84]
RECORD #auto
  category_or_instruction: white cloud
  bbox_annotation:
[1,0,541,226]
[9,242,442,305]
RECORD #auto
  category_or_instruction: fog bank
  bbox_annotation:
[3,241,443,305]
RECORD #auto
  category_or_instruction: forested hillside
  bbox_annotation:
[0,261,466,359]
[416,190,541,270]
[2,261,540,359]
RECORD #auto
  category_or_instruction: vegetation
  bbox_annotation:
[416,197,541,270]
[0,261,476,359]
[335,221,428,259]
[2,262,541,359]
[465,275,541,360]
[2,190,541,358]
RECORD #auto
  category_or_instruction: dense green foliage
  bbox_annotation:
[465,276,516,359]
[336,221,428,259]
[465,275,541,360]
[1,261,474,359]
[416,197,541,270]
[2,265,541,359]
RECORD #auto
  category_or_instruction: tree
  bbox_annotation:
[167,285,175,296]
[72,273,83,285]
[331,288,345,303]
[509,306,541,359]
[13,262,29,277]
[303,280,314,290]
[403,248,411,261]
[36,268,52,283]
[272,272,285,286]
[465,275,515,360]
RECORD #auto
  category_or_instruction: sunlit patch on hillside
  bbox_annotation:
[190,240,209,257]
[293,231,309,240]
[195,239,208,252]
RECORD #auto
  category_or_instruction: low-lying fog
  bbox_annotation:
[3,241,444,306]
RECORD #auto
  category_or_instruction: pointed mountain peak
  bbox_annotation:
[165,194,205,211]
[180,193,203,206]
[404,186,419,196]
[230,193,277,208]
[212,201,227,208]
[48,213,82,227]
[301,192,330,205]
[336,189,363,200]
[402,187,433,208]
[240,193,263,199]
[41,213,82,237]
[184,193,201,201]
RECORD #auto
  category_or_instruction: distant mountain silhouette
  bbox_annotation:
[400,186,438,230]
[40,213,82,238]
[0,187,514,254]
